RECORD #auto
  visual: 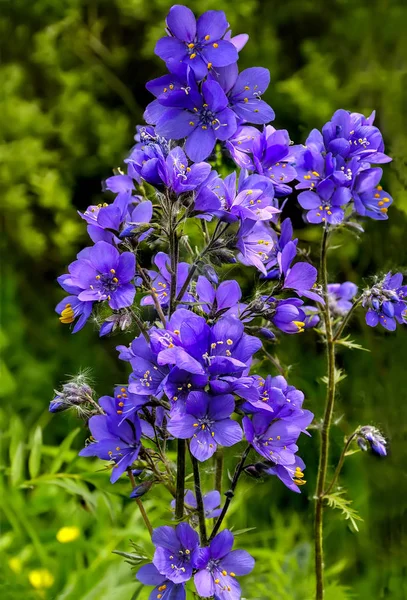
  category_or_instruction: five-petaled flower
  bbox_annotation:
[167,391,242,461]
[155,6,239,80]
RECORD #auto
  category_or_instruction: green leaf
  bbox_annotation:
[9,414,24,463]
[321,367,347,385]
[28,425,42,479]
[325,490,363,532]
[10,442,25,486]
[336,335,370,352]
[49,427,80,474]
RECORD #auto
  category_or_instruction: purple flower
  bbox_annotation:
[293,129,334,190]
[242,374,307,419]
[155,309,262,379]
[282,261,324,303]
[157,146,212,194]
[145,62,191,125]
[357,426,387,456]
[194,529,254,599]
[252,126,297,196]
[263,217,295,278]
[196,276,242,317]
[141,252,194,308]
[171,489,222,519]
[167,391,242,461]
[264,297,307,334]
[155,6,239,80]
[223,172,279,223]
[363,272,407,331]
[125,126,169,186]
[225,125,261,169]
[352,167,393,220]
[236,220,276,275]
[79,410,141,483]
[322,109,391,164]
[155,79,237,162]
[55,284,93,333]
[120,201,153,239]
[137,562,186,600]
[212,65,275,125]
[164,367,208,414]
[298,178,351,225]
[152,522,200,584]
[79,191,133,245]
[327,282,358,316]
[118,333,169,398]
[100,386,147,420]
[63,242,136,310]
[262,456,307,493]
[243,411,313,467]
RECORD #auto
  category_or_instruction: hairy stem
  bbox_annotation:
[127,468,153,537]
[138,267,167,326]
[175,439,186,520]
[209,445,250,541]
[314,228,335,600]
[176,222,228,303]
[214,449,224,496]
[189,448,208,545]
[169,217,179,316]
[129,308,150,343]
[324,431,359,496]
[333,298,362,341]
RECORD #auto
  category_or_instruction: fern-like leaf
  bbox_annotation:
[325,490,363,532]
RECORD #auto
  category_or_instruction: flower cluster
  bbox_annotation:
[294,111,392,225]
[136,525,254,599]
[362,272,407,331]
[50,4,401,598]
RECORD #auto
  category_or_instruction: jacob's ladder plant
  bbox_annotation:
[51,5,405,599]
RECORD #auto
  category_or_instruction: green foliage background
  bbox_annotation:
[1,0,406,598]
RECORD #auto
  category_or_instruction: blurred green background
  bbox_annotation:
[1,0,407,598]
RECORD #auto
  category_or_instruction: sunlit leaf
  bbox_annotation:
[28,426,42,479]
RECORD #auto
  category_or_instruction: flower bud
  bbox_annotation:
[130,480,154,498]
[357,426,387,456]
[49,374,93,413]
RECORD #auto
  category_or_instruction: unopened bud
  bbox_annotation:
[49,374,93,413]
[130,480,154,498]
[357,426,387,456]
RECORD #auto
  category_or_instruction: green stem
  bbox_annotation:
[189,447,207,545]
[324,431,359,496]
[175,439,186,520]
[214,449,224,496]
[314,227,336,600]
[169,218,179,316]
[175,222,228,303]
[127,468,153,537]
[333,298,362,341]
[138,267,167,326]
[209,445,250,541]
[129,308,150,343]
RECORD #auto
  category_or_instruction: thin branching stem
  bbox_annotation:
[127,468,153,537]
[324,431,359,496]
[333,298,362,342]
[314,227,335,600]
[189,447,207,545]
[209,445,250,541]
